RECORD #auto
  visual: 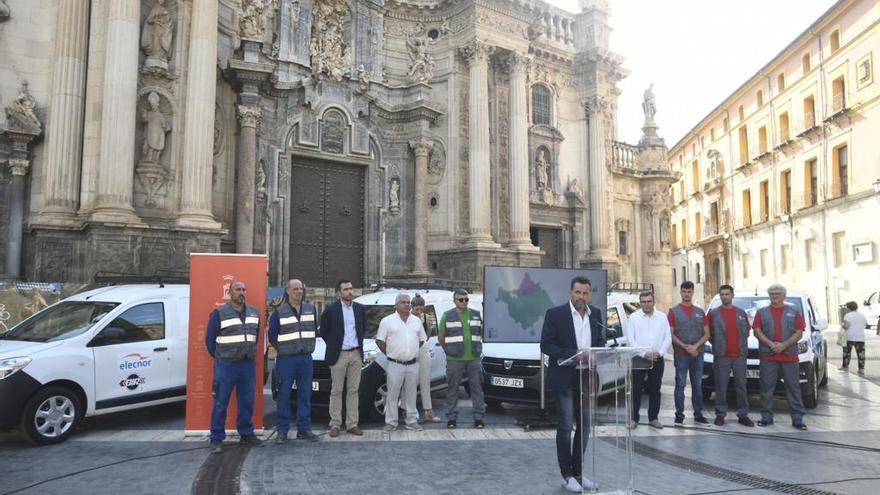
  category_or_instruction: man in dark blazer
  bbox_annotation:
[540,276,605,493]
[320,279,366,437]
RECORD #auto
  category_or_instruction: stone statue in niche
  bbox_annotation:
[140,0,173,73]
[239,0,268,40]
[355,64,370,94]
[567,178,583,197]
[5,81,41,133]
[659,211,671,248]
[642,83,657,123]
[535,149,550,191]
[309,0,351,82]
[140,92,170,164]
[406,24,434,83]
[0,1,9,22]
[389,178,400,215]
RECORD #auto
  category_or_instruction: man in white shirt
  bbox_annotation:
[627,291,671,429]
[376,293,427,432]
[841,301,868,375]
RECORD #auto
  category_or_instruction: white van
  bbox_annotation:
[481,291,641,407]
[864,291,879,329]
[0,284,190,444]
[274,289,482,421]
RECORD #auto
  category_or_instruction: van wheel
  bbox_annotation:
[801,365,819,409]
[362,379,388,422]
[20,386,81,445]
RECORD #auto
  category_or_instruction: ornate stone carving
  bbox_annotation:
[213,102,225,157]
[427,141,446,185]
[237,105,261,128]
[409,138,433,158]
[535,149,549,191]
[582,95,607,117]
[309,0,352,82]
[140,0,173,74]
[458,39,493,66]
[140,92,171,164]
[659,211,671,249]
[567,177,583,197]
[8,159,30,177]
[0,1,8,22]
[5,81,41,133]
[354,64,370,94]
[406,25,434,83]
[389,177,400,215]
[239,0,268,41]
[256,160,267,203]
[320,110,345,153]
[642,83,657,124]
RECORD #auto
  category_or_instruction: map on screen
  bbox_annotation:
[483,266,607,343]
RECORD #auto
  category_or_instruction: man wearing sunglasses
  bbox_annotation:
[438,288,486,429]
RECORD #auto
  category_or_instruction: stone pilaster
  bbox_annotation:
[90,0,142,224]
[585,96,610,255]
[409,139,433,275]
[507,53,535,249]
[459,40,497,247]
[35,0,89,226]
[236,105,261,254]
[177,0,221,229]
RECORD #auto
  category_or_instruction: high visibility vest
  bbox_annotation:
[443,308,482,358]
[274,301,317,356]
[757,305,801,357]
[708,306,749,357]
[215,303,259,361]
[671,304,706,355]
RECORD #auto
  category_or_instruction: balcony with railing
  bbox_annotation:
[611,141,639,172]
[825,93,851,123]
[796,112,821,138]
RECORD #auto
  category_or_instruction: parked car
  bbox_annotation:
[702,291,828,408]
[0,284,190,444]
[481,291,641,408]
[273,289,482,422]
[864,291,879,329]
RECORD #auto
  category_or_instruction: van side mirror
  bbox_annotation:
[88,327,127,347]
[813,318,828,331]
[865,300,870,306]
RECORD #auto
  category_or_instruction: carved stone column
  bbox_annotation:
[585,96,611,255]
[90,0,142,224]
[507,53,534,248]
[5,159,29,277]
[35,0,89,226]
[460,40,497,246]
[177,0,221,229]
[235,106,260,253]
[409,139,433,275]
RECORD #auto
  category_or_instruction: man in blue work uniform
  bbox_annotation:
[269,279,319,443]
[205,280,264,453]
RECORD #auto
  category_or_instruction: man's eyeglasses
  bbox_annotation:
[457,297,469,302]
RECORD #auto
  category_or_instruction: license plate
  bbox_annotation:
[490,376,524,388]
[292,381,320,391]
[730,369,761,379]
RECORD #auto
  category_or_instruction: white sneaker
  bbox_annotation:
[383,424,397,432]
[579,477,597,490]
[405,423,424,431]
[563,477,582,493]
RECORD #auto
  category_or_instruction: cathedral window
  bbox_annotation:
[531,85,552,125]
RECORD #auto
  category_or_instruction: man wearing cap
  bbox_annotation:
[376,293,426,432]
[439,288,486,429]
[205,280,264,453]
[752,283,807,430]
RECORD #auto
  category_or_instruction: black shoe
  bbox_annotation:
[210,440,223,454]
[275,432,288,444]
[474,419,485,429]
[757,419,773,427]
[296,430,319,442]
[694,415,709,424]
[240,435,264,447]
[737,416,755,427]
[792,422,808,431]
[447,420,457,429]
[674,415,684,425]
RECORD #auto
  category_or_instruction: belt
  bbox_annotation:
[387,357,417,365]
[341,347,360,352]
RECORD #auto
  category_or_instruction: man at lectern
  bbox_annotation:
[540,276,605,493]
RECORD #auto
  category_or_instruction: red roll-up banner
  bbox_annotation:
[184,253,268,434]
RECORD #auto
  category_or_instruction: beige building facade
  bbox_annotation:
[1,0,674,302]
[669,0,880,319]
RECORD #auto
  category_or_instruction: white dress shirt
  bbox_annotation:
[627,309,672,358]
[376,312,426,361]
[341,301,359,350]
[569,301,593,350]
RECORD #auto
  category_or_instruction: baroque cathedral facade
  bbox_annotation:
[0,0,674,302]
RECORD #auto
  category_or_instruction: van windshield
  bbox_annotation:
[364,305,396,339]
[2,301,119,343]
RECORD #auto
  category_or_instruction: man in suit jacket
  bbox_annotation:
[320,279,366,437]
[540,276,605,493]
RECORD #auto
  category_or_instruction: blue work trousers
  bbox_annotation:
[673,354,704,418]
[210,359,256,441]
[275,353,314,434]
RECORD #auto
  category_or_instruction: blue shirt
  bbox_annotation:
[205,305,248,358]
[341,302,358,349]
